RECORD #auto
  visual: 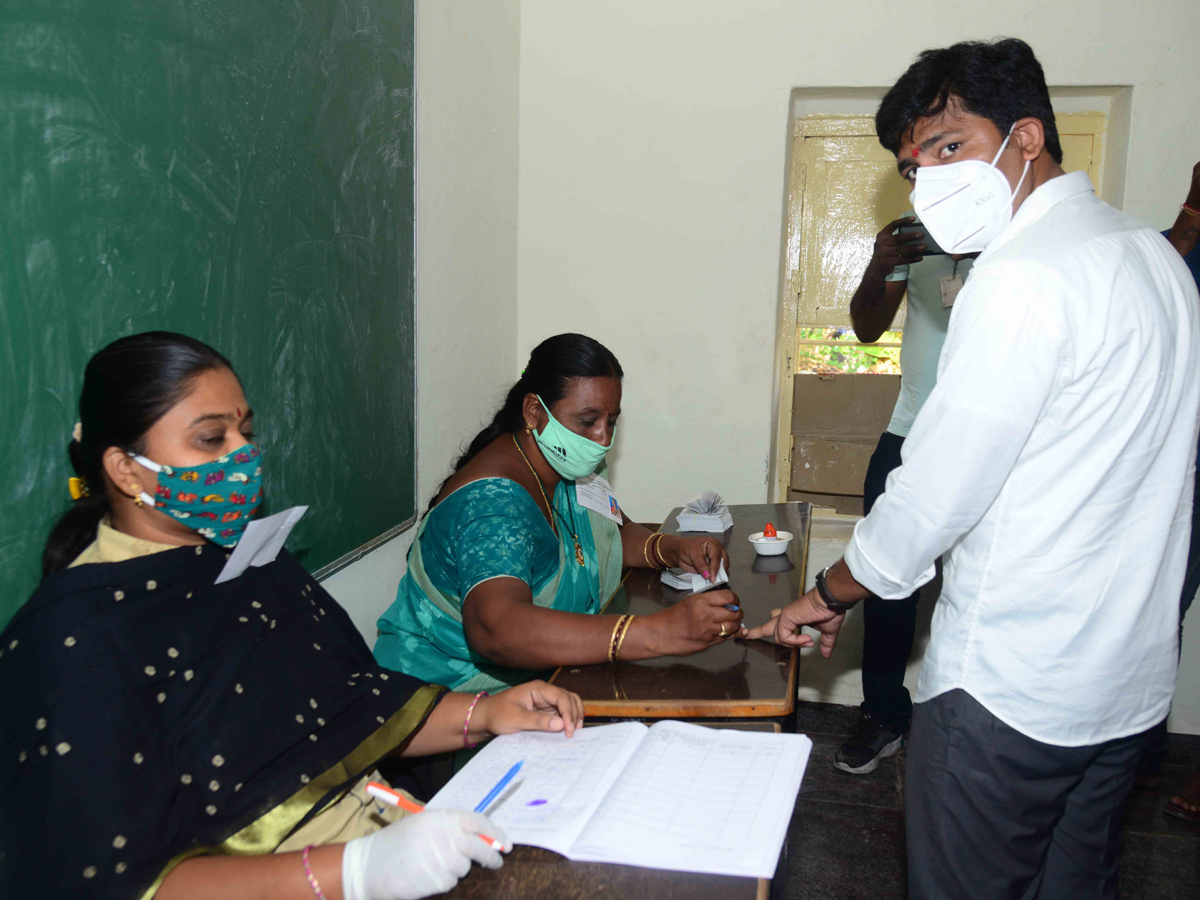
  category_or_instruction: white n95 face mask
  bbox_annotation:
[911,123,1030,255]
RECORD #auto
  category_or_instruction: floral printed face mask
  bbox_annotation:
[127,444,264,547]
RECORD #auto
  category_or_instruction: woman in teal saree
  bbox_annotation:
[375,334,746,692]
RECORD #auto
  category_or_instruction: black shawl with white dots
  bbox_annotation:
[0,545,444,899]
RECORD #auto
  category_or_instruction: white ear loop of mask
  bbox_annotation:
[992,123,1031,200]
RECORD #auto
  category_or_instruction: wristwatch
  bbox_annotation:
[815,565,858,613]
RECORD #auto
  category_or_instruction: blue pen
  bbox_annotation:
[474,760,524,813]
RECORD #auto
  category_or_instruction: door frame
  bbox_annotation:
[769,112,1107,502]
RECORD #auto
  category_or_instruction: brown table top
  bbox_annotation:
[550,502,810,718]
[440,846,767,900]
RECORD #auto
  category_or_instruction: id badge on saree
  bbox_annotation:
[575,473,624,524]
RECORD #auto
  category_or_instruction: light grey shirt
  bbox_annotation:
[883,213,973,437]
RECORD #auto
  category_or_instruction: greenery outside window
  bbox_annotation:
[796,327,901,374]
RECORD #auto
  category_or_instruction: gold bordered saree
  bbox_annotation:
[0,543,444,899]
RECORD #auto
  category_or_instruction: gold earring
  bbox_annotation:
[525,426,533,435]
[131,483,143,508]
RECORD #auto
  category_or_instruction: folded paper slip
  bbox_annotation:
[215,506,307,584]
[660,562,729,594]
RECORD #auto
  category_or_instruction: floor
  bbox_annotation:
[775,702,1200,899]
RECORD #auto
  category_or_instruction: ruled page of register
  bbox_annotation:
[428,720,812,878]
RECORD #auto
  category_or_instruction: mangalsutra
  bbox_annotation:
[513,434,586,567]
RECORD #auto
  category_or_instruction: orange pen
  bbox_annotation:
[365,781,506,851]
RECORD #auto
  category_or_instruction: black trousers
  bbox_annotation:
[906,689,1149,900]
[860,431,920,727]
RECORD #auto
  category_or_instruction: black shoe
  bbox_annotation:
[834,709,908,775]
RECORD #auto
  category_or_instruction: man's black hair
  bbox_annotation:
[876,38,1063,164]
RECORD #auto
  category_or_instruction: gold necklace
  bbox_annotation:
[513,434,586,567]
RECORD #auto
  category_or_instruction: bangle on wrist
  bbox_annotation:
[608,614,632,662]
[302,845,328,900]
[652,532,670,568]
[642,533,659,569]
[613,615,635,661]
[462,691,488,749]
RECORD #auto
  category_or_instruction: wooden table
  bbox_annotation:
[439,845,767,900]
[441,721,778,900]
[551,502,810,724]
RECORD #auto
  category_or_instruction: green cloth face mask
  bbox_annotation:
[533,396,613,481]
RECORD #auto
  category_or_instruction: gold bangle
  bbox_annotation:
[614,615,635,661]
[1182,202,1200,217]
[642,533,657,569]
[608,615,630,662]
[652,532,670,568]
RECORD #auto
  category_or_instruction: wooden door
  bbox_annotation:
[771,113,1108,503]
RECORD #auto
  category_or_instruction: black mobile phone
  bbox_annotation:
[897,222,947,256]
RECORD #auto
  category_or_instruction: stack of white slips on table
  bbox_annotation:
[674,490,733,533]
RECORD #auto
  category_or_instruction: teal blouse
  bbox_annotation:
[374,476,624,692]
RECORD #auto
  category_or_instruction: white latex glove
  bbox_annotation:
[341,810,510,900]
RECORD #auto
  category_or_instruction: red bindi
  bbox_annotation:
[236,407,242,418]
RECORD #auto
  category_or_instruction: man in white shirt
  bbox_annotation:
[749,39,1199,897]
[835,217,974,775]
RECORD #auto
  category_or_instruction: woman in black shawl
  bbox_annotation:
[0,333,584,900]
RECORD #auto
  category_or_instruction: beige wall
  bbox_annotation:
[515,0,1200,733]
[325,0,521,640]
[516,0,1200,518]
[327,0,1200,733]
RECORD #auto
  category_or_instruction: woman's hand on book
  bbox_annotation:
[477,680,585,738]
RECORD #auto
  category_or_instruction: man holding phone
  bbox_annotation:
[836,213,974,775]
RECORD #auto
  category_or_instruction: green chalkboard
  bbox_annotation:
[0,0,416,628]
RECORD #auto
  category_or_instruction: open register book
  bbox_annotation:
[426,720,813,879]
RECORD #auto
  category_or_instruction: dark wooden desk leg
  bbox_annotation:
[769,829,792,900]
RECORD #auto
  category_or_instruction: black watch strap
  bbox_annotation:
[815,566,857,613]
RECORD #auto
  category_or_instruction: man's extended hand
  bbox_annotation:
[742,588,846,658]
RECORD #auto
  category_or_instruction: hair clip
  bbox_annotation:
[72,422,83,443]
[68,476,90,501]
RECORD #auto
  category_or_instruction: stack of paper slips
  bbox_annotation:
[674,490,733,533]
[660,562,729,594]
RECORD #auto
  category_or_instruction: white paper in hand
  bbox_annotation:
[214,506,308,584]
[660,562,729,594]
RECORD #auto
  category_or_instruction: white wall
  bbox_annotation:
[515,1,1200,733]
[324,0,522,640]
